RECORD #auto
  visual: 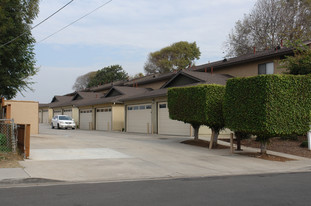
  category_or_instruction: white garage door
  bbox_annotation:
[38,110,42,123]
[96,107,112,131]
[80,109,93,130]
[63,109,72,117]
[42,110,49,124]
[53,110,62,117]
[127,104,152,133]
[158,102,191,136]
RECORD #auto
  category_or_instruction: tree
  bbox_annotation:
[225,0,311,57]
[168,84,225,146]
[279,40,311,75]
[0,0,39,99]
[87,65,128,87]
[223,75,311,154]
[144,41,201,74]
[72,71,96,91]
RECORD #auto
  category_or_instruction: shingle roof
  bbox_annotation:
[161,70,233,88]
[193,47,293,72]
[72,91,104,100]
[124,72,175,87]
[120,71,232,101]
[49,96,73,108]
[118,88,168,102]
[74,86,151,107]
[88,80,125,92]
[39,103,50,108]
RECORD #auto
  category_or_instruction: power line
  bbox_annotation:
[38,0,113,43]
[0,0,75,48]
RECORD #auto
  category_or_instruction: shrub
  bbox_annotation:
[300,141,308,148]
[168,84,225,144]
[223,75,311,154]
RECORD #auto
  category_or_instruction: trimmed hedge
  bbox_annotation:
[168,84,225,129]
[223,75,311,137]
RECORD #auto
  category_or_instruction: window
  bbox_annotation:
[139,105,145,110]
[159,104,166,109]
[146,105,151,109]
[258,62,274,74]
[133,106,139,110]
[128,106,133,110]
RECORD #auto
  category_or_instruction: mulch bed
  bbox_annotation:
[229,136,311,158]
[0,152,23,168]
[182,139,229,149]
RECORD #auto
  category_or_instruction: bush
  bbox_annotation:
[168,84,225,141]
[280,134,299,141]
[300,141,308,148]
[223,75,311,153]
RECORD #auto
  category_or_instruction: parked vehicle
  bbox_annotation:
[51,115,76,129]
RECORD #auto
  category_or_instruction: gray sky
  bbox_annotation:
[14,0,256,103]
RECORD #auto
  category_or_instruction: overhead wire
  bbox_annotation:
[0,0,75,48]
[37,0,113,43]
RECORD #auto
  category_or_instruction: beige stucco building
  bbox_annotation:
[3,100,39,135]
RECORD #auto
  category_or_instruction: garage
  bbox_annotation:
[42,110,49,124]
[96,107,112,131]
[157,102,191,136]
[126,104,152,133]
[63,109,72,117]
[79,109,93,130]
[38,110,42,123]
[53,110,62,117]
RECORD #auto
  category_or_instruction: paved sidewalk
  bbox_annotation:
[0,168,29,181]
[1,124,311,184]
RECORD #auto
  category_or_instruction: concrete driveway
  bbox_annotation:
[19,124,311,182]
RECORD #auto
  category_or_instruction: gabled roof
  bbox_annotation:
[88,80,125,92]
[161,70,233,88]
[193,47,293,72]
[124,72,175,87]
[121,71,232,102]
[72,92,104,101]
[49,96,72,108]
[75,86,151,107]
[104,86,151,98]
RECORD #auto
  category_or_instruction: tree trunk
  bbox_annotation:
[192,125,200,141]
[260,141,267,155]
[236,133,242,151]
[209,128,219,149]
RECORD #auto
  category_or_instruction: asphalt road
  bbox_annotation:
[1,172,311,206]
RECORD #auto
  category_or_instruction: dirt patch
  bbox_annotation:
[0,152,23,168]
[228,136,311,158]
[238,152,294,162]
[182,139,229,149]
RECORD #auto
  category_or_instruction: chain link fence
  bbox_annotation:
[0,119,16,153]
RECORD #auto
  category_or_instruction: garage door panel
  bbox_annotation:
[53,110,62,117]
[96,107,112,131]
[127,104,151,133]
[63,109,72,118]
[42,110,49,124]
[158,102,190,136]
[80,109,93,130]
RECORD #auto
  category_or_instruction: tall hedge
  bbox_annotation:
[223,75,311,137]
[168,84,225,141]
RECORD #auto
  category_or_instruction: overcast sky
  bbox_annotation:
[14,0,256,103]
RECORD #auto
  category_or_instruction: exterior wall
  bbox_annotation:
[213,58,286,77]
[4,100,39,135]
[112,104,125,131]
[72,107,79,126]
